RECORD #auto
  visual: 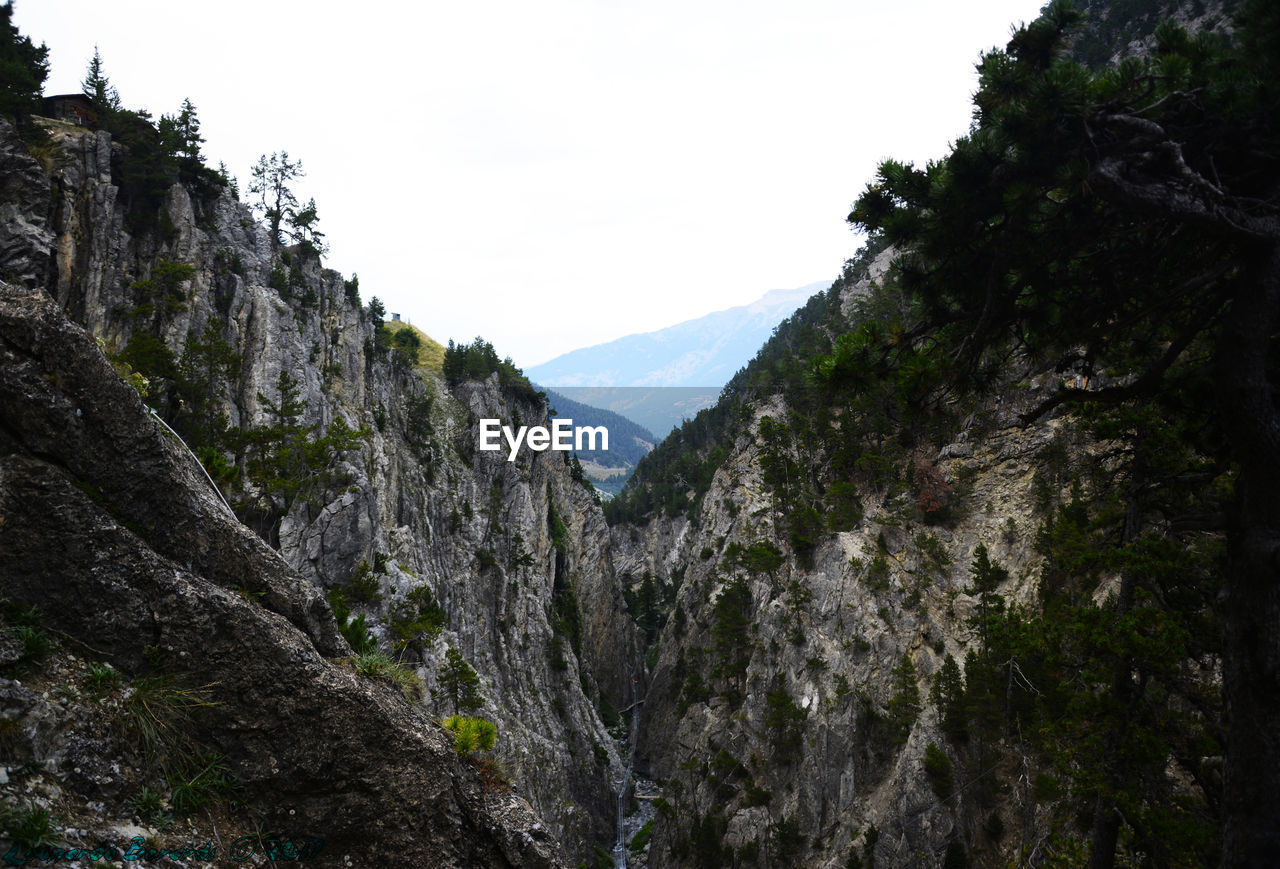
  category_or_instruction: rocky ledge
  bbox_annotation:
[0,281,568,868]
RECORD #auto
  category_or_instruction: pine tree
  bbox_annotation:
[886,653,920,746]
[242,370,368,543]
[436,647,483,714]
[849,3,1280,859]
[930,654,967,742]
[763,676,807,754]
[711,576,753,700]
[288,197,325,256]
[159,98,204,176]
[0,2,48,128]
[442,339,462,384]
[969,543,1007,595]
[248,151,305,250]
[969,544,1007,651]
[80,45,119,116]
[174,98,201,162]
[177,318,240,449]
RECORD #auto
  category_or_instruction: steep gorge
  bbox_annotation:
[601,1,1264,865]
[1,0,1271,864]
[0,112,642,864]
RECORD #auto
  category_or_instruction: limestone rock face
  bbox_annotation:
[0,119,54,289]
[611,263,1093,867]
[0,117,640,861]
[0,283,568,868]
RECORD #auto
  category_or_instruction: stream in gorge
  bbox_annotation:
[612,671,645,867]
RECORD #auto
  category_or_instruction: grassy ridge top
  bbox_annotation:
[384,320,446,374]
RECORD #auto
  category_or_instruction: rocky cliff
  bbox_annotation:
[0,113,642,863]
[601,4,1246,865]
[610,246,1223,867]
[608,259,1071,867]
[0,281,566,868]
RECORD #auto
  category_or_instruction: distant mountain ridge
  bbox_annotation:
[527,282,830,388]
[544,389,656,497]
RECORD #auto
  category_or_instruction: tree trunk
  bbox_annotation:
[1217,244,1280,868]
[1086,451,1146,869]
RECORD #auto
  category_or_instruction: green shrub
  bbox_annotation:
[15,625,52,665]
[923,742,954,800]
[744,782,772,807]
[865,552,891,591]
[2,802,57,849]
[629,819,654,855]
[354,651,422,698]
[391,328,421,367]
[84,661,121,698]
[128,786,172,829]
[914,531,951,572]
[169,751,237,813]
[338,612,377,655]
[724,540,785,573]
[442,715,498,756]
[346,560,382,603]
[124,675,216,770]
[389,586,447,652]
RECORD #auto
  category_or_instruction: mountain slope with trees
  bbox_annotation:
[0,19,640,864]
[606,1,1274,865]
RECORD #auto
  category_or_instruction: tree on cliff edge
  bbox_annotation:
[0,2,47,131]
[80,45,119,116]
[249,151,305,251]
[850,1,1280,864]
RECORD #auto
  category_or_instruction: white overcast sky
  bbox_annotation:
[17,0,1046,368]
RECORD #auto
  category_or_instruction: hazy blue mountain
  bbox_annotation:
[526,282,830,388]
[541,386,720,442]
[545,388,657,468]
[542,389,657,497]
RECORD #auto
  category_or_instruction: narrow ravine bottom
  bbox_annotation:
[612,672,642,868]
[616,776,660,866]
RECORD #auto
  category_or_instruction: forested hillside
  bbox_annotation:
[608,1,1278,865]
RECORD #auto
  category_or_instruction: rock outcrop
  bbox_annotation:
[0,113,641,862]
[0,282,567,867]
[607,255,1132,867]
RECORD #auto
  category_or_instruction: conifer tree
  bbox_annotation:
[886,653,920,746]
[249,151,305,250]
[159,98,204,173]
[288,197,325,256]
[436,646,483,714]
[80,45,119,116]
[930,654,966,742]
[0,2,48,128]
[849,1,1280,861]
